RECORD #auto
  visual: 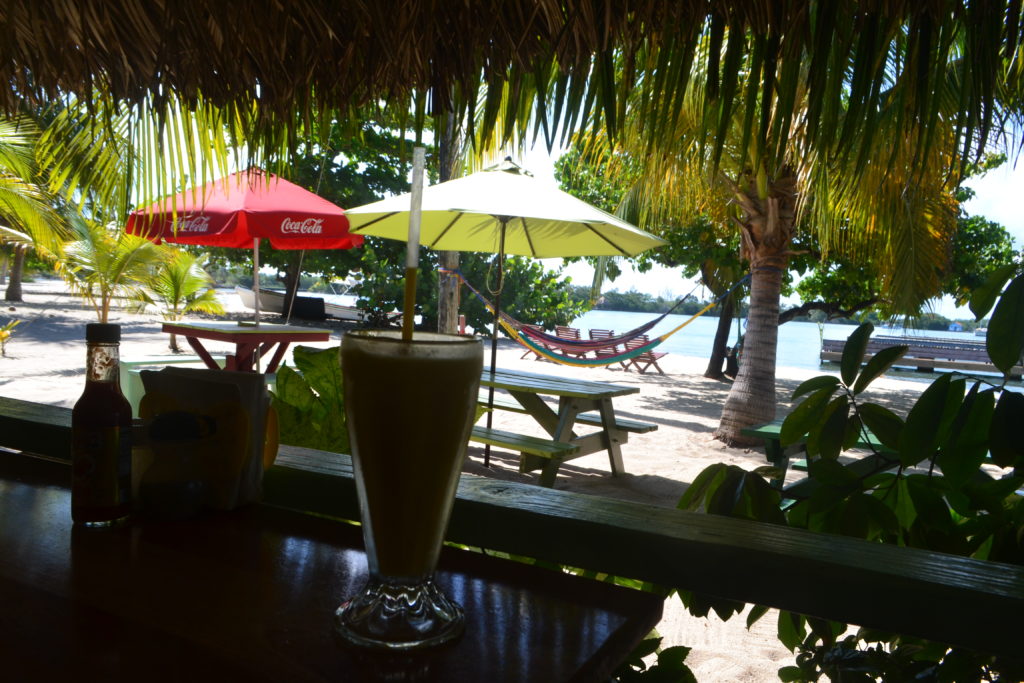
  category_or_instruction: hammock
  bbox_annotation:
[443,268,750,368]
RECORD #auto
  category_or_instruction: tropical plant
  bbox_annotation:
[142,249,225,352]
[679,269,1024,681]
[271,345,350,455]
[0,318,20,356]
[0,116,69,301]
[57,216,164,322]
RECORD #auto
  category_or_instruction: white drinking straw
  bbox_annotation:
[401,147,426,341]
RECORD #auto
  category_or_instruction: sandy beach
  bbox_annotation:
[0,278,929,680]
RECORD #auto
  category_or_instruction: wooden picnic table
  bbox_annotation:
[479,367,656,485]
[0,449,663,681]
[161,321,332,373]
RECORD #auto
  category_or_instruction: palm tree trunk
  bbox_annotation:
[715,265,782,443]
[4,245,26,302]
[715,169,796,445]
[704,293,734,380]
[435,106,463,334]
[438,251,461,333]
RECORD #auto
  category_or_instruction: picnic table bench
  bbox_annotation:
[474,367,657,486]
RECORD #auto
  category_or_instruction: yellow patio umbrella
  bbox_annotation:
[345,159,664,258]
[345,159,665,464]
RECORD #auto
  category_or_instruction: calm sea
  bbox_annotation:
[569,309,987,374]
[240,288,994,379]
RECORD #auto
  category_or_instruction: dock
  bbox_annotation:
[820,334,1022,379]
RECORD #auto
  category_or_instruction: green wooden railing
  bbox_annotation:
[2,395,1021,661]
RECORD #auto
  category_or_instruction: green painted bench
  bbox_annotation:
[741,418,895,489]
[469,425,579,487]
[742,418,1007,507]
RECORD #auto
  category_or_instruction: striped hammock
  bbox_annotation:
[442,268,749,368]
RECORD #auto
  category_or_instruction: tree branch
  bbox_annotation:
[779,298,880,325]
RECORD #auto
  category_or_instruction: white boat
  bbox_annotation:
[975,327,988,337]
[235,285,367,322]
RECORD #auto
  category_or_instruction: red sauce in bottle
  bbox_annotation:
[71,323,132,526]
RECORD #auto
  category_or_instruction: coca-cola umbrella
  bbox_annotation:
[126,168,362,322]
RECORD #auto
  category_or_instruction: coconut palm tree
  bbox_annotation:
[0,116,67,300]
[58,215,164,323]
[143,249,225,352]
[574,11,1015,444]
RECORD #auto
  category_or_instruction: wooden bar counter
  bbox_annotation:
[0,452,662,681]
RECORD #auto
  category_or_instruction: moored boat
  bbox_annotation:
[234,285,366,321]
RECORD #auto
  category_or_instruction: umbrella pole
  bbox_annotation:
[483,221,508,468]
[253,238,262,371]
[253,238,261,327]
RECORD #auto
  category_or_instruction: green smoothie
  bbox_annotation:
[341,330,482,580]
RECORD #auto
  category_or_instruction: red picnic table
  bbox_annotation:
[161,321,332,373]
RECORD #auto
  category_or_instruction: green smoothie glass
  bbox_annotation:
[335,330,483,650]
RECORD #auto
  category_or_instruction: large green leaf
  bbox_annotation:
[791,374,841,399]
[989,390,1024,467]
[936,386,994,489]
[891,478,918,531]
[840,493,900,541]
[969,264,1017,320]
[852,345,908,395]
[840,322,874,386]
[898,375,965,467]
[986,274,1024,374]
[777,611,806,652]
[677,463,729,512]
[857,403,904,451]
[807,395,849,460]
[270,345,349,454]
[781,386,837,446]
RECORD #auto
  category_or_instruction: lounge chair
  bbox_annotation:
[520,324,547,360]
[622,334,667,374]
[590,329,620,362]
[555,326,587,359]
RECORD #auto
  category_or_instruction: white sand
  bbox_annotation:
[0,277,930,680]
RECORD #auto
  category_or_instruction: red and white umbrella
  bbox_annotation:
[126,168,363,321]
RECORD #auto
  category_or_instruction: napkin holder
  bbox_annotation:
[135,367,277,517]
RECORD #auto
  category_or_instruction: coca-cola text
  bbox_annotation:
[280,217,324,234]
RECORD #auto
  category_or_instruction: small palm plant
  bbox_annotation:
[0,318,20,356]
[57,216,164,322]
[144,249,225,352]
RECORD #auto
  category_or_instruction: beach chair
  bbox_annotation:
[519,324,548,360]
[589,329,620,362]
[555,326,587,359]
[622,335,667,374]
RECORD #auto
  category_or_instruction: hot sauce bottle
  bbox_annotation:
[71,323,132,526]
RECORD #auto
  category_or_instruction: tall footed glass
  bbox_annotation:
[336,330,483,650]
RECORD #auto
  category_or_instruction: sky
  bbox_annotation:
[517,145,1024,320]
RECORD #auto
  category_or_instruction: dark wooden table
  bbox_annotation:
[0,452,663,682]
[161,321,332,373]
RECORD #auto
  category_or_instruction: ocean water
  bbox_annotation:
[569,309,987,374]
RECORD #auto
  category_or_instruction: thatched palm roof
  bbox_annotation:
[0,1,661,120]
[1,2,1021,159]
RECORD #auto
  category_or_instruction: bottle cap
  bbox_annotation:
[86,323,121,343]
